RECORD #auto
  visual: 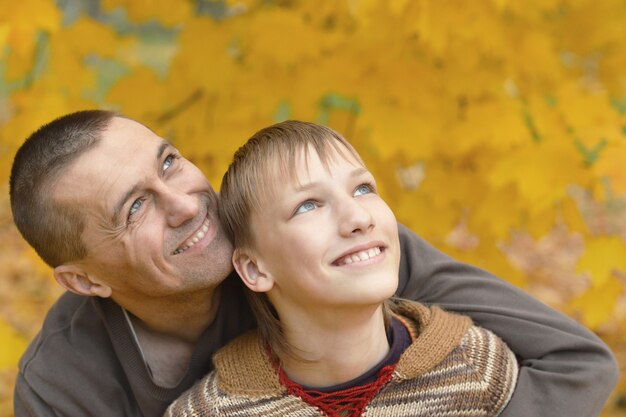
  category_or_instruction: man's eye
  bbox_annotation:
[354,184,374,196]
[163,154,176,172]
[295,201,318,215]
[129,198,144,218]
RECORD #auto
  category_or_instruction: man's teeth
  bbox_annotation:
[173,218,210,255]
[337,247,382,265]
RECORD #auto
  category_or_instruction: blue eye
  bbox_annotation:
[354,184,374,196]
[129,198,144,218]
[295,201,318,215]
[163,154,175,171]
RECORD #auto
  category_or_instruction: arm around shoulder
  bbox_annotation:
[14,373,59,417]
[395,223,619,417]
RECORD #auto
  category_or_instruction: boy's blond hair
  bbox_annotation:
[220,120,369,357]
[220,120,363,248]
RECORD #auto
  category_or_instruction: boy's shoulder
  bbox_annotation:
[389,299,518,416]
[211,330,284,396]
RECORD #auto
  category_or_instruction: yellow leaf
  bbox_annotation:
[168,16,240,93]
[448,243,526,289]
[106,68,170,121]
[388,0,411,15]
[468,185,521,240]
[418,160,488,211]
[451,99,529,155]
[488,141,587,214]
[569,277,623,330]
[577,236,626,286]
[592,143,626,196]
[0,0,60,56]
[509,31,563,83]
[490,0,508,11]
[0,86,95,182]
[53,17,118,57]
[101,0,193,26]
[360,108,437,161]
[0,319,27,369]
[394,192,459,240]
[241,9,337,67]
[555,81,622,141]
[559,196,588,234]
[0,23,9,50]
[4,47,36,81]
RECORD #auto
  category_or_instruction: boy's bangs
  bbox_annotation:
[268,136,364,193]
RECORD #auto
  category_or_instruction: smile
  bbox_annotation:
[173,216,210,255]
[334,246,384,266]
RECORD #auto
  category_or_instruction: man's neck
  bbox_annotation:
[278,304,389,388]
[121,286,220,341]
[116,286,221,387]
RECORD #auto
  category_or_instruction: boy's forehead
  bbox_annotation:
[258,144,363,199]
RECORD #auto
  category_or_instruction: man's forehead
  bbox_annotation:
[104,116,162,143]
[53,120,168,207]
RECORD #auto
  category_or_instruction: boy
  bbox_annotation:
[166,120,518,416]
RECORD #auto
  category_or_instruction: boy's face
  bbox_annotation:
[246,145,400,316]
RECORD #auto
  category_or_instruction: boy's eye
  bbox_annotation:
[295,201,318,215]
[354,184,374,196]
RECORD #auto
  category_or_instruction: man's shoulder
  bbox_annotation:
[35,291,93,330]
[18,292,117,378]
[15,293,139,415]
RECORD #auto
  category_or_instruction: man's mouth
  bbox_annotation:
[333,246,384,266]
[173,216,210,255]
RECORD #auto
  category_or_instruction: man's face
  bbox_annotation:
[249,145,400,317]
[54,117,233,301]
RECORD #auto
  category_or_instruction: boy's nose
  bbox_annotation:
[338,198,375,237]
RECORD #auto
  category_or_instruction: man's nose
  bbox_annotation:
[338,197,375,237]
[161,186,199,227]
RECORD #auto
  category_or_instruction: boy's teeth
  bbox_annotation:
[338,247,381,265]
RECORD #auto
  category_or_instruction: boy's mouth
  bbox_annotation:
[333,246,384,266]
[172,216,211,255]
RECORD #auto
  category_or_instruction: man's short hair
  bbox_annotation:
[219,120,365,358]
[9,110,118,267]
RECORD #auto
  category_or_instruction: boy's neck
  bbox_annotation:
[278,304,390,388]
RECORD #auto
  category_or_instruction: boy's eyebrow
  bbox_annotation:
[349,167,369,177]
[111,140,171,224]
[292,167,370,192]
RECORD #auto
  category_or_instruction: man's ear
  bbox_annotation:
[53,264,112,298]
[232,248,274,293]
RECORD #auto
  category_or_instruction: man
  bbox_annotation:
[10,110,618,417]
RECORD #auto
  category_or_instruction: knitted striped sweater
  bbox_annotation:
[165,301,518,417]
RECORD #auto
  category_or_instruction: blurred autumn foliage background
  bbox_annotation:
[1,0,626,414]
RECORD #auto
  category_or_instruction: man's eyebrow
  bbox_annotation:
[111,140,171,224]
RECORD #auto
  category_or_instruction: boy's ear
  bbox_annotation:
[53,264,112,298]
[232,248,274,293]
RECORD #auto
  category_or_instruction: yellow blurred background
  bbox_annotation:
[1,0,625,415]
